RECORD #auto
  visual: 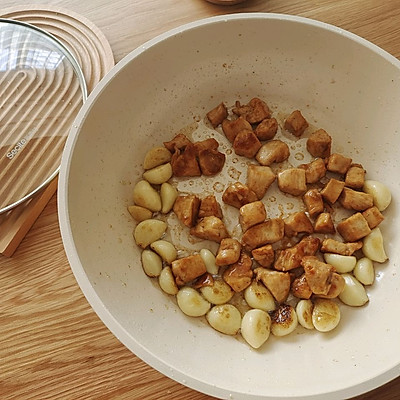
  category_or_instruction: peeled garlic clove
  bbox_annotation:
[200,279,234,304]
[127,205,153,222]
[363,180,391,211]
[143,146,172,170]
[296,299,314,330]
[206,304,241,335]
[199,248,219,275]
[354,257,375,285]
[134,219,167,249]
[141,249,162,277]
[150,240,177,263]
[160,182,178,214]
[133,180,161,212]
[244,281,276,312]
[363,227,388,263]
[158,266,178,295]
[241,309,271,348]
[339,274,369,307]
[323,253,356,273]
[176,287,211,317]
[271,304,298,337]
[312,299,340,332]
[143,163,173,185]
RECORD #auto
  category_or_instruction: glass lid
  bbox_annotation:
[0,18,87,214]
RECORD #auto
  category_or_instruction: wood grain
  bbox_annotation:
[1,1,400,399]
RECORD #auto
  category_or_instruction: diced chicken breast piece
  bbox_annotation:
[299,158,326,184]
[301,256,335,296]
[198,195,223,219]
[222,116,252,143]
[284,212,313,237]
[207,102,228,127]
[172,254,207,286]
[190,216,230,243]
[362,206,385,229]
[291,274,312,299]
[215,238,242,266]
[246,164,276,200]
[239,201,266,232]
[242,219,285,250]
[345,163,366,189]
[173,194,200,227]
[255,268,290,303]
[320,238,362,256]
[314,212,336,234]
[223,252,253,292]
[339,187,374,211]
[171,144,201,177]
[320,178,345,204]
[256,140,290,166]
[326,153,352,174]
[336,212,371,242]
[254,117,278,140]
[303,189,324,217]
[222,182,258,209]
[316,273,345,299]
[198,148,226,176]
[233,98,271,124]
[277,168,307,196]
[164,133,191,152]
[284,110,309,137]
[233,129,262,158]
[306,129,332,158]
[193,138,219,153]
[251,244,275,268]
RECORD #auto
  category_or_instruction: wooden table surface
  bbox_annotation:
[1,1,400,399]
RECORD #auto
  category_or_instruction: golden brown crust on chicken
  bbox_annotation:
[171,144,201,177]
[164,133,191,152]
[242,218,285,250]
[198,195,223,219]
[193,138,219,154]
[222,182,258,209]
[362,206,385,229]
[339,187,374,211]
[256,140,290,166]
[320,238,362,256]
[223,252,253,292]
[215,238,242,266]
[320,178,345,204]
[246,164,276,200]
[284,110,309,137]
[336,212,371,242]
[326,153,352,175]
[222,116,252,143]
[173,195,201,227]
[316,273,345,299]
[291,274,312,299]
[301,256,334,296]
[314,212,336,234]
[172,254,207,286]
[190,216,230,243]
[303,189,324,217]
[255,268,290,303]
[345,163,366,189]
[233,129,262,158]
[251,244,275,268]
[298,158,327,184]
[277,168,307,196]
[239,201,267,232]
[306,129,332,158]
[254,117,278,140]
[198,148,226,176]
[284,212,314,237]
[233,98,271,124]
[207,102,228,127]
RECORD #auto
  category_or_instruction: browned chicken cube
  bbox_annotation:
[171,144,201,177]
[256,140,290,166]
[326,153,352,174]
[316,273,345,299]
[222,182,258,209]
[314,212,336,234]
[233,98,271,124]
[171,254,207,286]
[215,238,242,266]
[277,168,307,196]
[239,201,266,232]
[345,163,366,189]
[255,268,290,303]
[320,178,345,204]
[362,206,385,229]
[223,252,253,292]
[306,129,332,158]
[222,116,252,143]
[198,148,226,176]
[190,216,230,243]
[336,212,371,242]
[193,138,219,153]
[274,236,320,271]
[291,274,312,299]
[173,195,200,227]
[233,129,262,158]
[303,189,324,217]
[284,211,313,237]
[284,110,309,137]
[251,244,275,268]
[299,158,327,184]
[198,195,223,219]
[301,256,335,296]
[339,187,374,211]
[320,238,362,256]
[242,218,285,250]
[164,133,191,152]
[254,117,278,140]
[207,102,228,127]
[246,164,276,200]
